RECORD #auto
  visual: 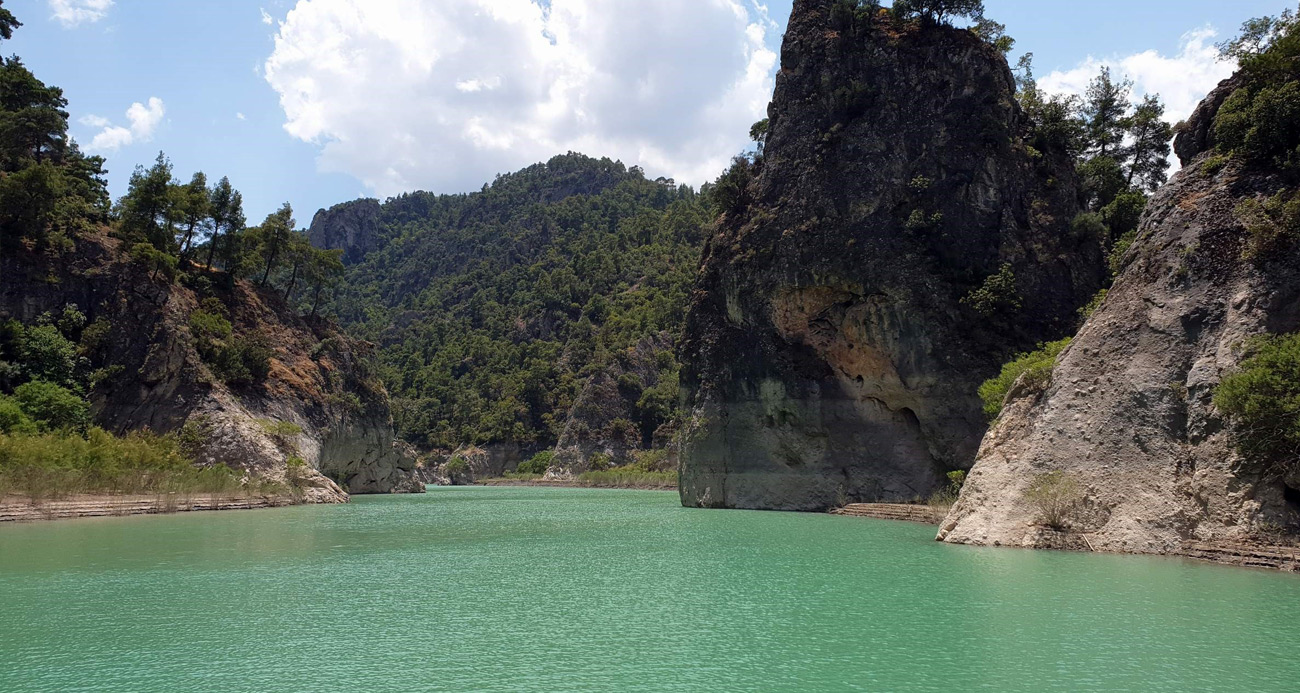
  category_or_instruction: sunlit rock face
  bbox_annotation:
[940,75,1300,553]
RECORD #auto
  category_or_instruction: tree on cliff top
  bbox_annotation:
[892,0,984,24]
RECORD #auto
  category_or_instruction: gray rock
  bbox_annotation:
[308,199,383,264]
[677,2,1104,511]
[940,93,1300,551]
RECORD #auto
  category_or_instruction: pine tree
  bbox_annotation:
[175,171,211,260]
[206,176,245,270]
[118,153,176,251]
[1123,94,1173,192]
[0,0,20,41]
[1083,67,1133,158]
[257,203,295,286]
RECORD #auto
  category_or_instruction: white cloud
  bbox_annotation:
[84,97,166,152]
[1040,27,1237,125]
[48,0,114,28]
[263,0,778,196]
[261,8,274,25]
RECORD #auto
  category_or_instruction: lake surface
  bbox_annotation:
[2,487,1299,692]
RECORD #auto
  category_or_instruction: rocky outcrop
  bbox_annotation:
[938,83,1300,553]
[418,444,531,485]
[678,1,1104,511]
[549,335,677,475]
[0,232,423,500]
[309,199,383,264]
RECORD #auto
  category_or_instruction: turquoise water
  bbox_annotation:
[1,487,1299,692]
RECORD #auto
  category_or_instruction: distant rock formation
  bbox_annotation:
[309,199,383,264]
[549,335,678,476]
[939,75,1300,553]
[678,0,1105,510]
[0,232,423,500]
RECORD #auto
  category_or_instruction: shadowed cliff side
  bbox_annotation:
[938,71,1300,553]
[678,0,1105,510]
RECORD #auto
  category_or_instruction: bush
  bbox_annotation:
[928,469,967,508]
[1214,332,1300,477]
[444,456,469,475]
[516,450,554,475]
[1235,190,1300,260]
[1078,289,1108,320]
[587,451,613,472]
[1024,470,1084,529]
[15,322,82,390]
[978,338,1072,418]
[0,427,247,501]
[209,335,273,385]
[1214,10,1300,169]
[961,263,1021,317]
[0,395,37,435]
[1200,154,1230,175]
[12,380,89,432]
[575,469,677,489]
[1108,230,1137,276]
[629,448,674,473]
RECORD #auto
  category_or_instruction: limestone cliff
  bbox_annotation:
[939,77,1300,553]
[309,199,383,265]
[678,1,1105,510]
[0,232,423,500]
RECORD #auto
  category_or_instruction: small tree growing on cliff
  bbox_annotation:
[892,0,984,24]
[1025,470,1084,530]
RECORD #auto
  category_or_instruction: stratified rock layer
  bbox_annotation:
[678,1,1104,510]
[939,77,1300,552]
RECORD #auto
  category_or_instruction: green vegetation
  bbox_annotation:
[1024,470,1085,530]
[0,428,249,502]
[516,450,555,475]
[330,154,710,451]
[575,469,677,489]
[444,456,469,476]
[1078,289,1109,320]
[1235,189,1300,260]
[1214,7,1300,170]
[1015,58,1168,266]
[961,263,1021,317]
[928,470,967,508]
[976,54,1178,411]
[978,338,1072,418]
[0,4,109,252]
[1214,332,1300,478]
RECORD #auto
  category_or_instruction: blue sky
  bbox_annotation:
[10,0,1295,224]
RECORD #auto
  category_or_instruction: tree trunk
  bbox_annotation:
[286,262,300,301]
[206,231,220,270]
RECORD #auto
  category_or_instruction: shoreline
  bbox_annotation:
[473,478,677,491]
[833,503,1300,573]
[0,493,301,523]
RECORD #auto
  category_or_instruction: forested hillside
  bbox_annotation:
[324,155,712,458]
[0,0,419,502]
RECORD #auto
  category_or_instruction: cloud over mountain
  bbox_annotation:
[263,0,778,196]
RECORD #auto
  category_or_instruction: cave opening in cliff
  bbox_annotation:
[1283,482,1300,513]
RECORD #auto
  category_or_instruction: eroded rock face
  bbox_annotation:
[678,1,1104,510]
[0,232,422,501]
[550,335,676,476]
[939,79,1300,552]
[309,199,383,264]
